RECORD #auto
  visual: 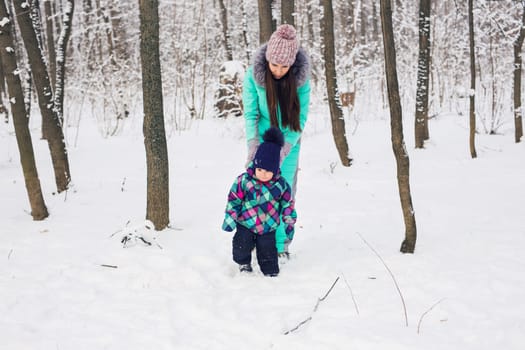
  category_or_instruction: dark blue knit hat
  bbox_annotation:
[253,127,284,174]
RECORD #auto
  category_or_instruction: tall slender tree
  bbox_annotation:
[415,0,431,148]
[258,0,273,43]
[139,0,170,230]
[54,0,74,125]
[44,0,56,89]
[281,0,294,26]
[218,0,233,61]
[0,1,48,220]
[42,0,56,140]
[320,0,351,167]
[14,0,72,193]
[468,0,477,158]
[513,1,525,143]
[380,0,417,253]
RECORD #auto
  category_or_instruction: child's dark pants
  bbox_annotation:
[232,225,279,276]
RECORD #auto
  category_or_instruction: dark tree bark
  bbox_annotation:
[14,0,71,193]
[359,0,366,45]
[241,0,250,62]
[44,0,56,89]
[55,0,74,124]
[468,0,477,158]
[372,1,379,45]
[0,1,48,220]
[258,0,273,44]
[281,0,294,26]
[42,0,56,140]
[415,0,431,148]
[513,1,525,143]
[320,0,351,167]
[0,55,7,121]
[380,0,417,253]
[82,0,97,72]
[218,0,233,61]
[139,0,170,230]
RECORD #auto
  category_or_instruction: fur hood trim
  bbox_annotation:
[252,44,310,88]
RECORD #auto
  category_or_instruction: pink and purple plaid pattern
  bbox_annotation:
[222,167,296,238]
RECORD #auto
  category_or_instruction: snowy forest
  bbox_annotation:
[3,0,524,135]
[2,1,525,349]
[4,0,525,222]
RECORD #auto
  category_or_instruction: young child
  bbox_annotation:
[222,127,297,276]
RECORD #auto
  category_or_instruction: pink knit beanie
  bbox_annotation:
[265,24,299,66]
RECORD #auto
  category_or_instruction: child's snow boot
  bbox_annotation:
[239,264,253,273]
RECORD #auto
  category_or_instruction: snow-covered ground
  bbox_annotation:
[1,108,524,349]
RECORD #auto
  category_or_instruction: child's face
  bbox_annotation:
[255,168,274,182]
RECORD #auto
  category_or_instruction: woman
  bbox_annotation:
[243,24,311,258]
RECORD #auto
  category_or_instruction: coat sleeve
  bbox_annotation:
[282,79,311,148]
[242,67,260,144]
[222,175,245,232]
[280,181,297,240]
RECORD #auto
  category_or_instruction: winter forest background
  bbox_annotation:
[2,1,525,348]
[2,0,521,136]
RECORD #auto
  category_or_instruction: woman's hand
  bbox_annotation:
[245,138,259,167]
[280,142,292,164]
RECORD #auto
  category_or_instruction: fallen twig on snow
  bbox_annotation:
[284,276,340,335]
[101,264,118,269]
[357,232,408,327]
[7,248,13,260]
[417,298,446,334]
[342,272,360,315]
[109,220,131,238]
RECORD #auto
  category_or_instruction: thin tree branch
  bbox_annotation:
[417,298,446,334]
[284,277,340,335]
[356,232,408,326]
[342,272,360,315]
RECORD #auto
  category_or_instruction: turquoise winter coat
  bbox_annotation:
[242,44,311,251]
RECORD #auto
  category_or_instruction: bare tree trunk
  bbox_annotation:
[359,0,366,45]
[42,0,56,140]
[97,0,115,65]
[109,3,128,61]
[306,0,315,43]
[139,0,170,230]
[414,0,431,148]
[55,0,74,125]
[258,0,273,44]
[0,55,7,121]
[372,1,379,45]
[380,0,417,253]
[218,0,233,61]
[320,0,351,167]
[0,1,48,220]
[281,0,294,26]
[241,0,250,62]
[468,0,477,158]
[14,0,72,193]
[513,1,525,143]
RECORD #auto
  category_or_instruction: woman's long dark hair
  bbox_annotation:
[265,66,301,132]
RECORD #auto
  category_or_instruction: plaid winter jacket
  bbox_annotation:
[222,166,297,238]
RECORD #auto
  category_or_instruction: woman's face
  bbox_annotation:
[268,62,290,80]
